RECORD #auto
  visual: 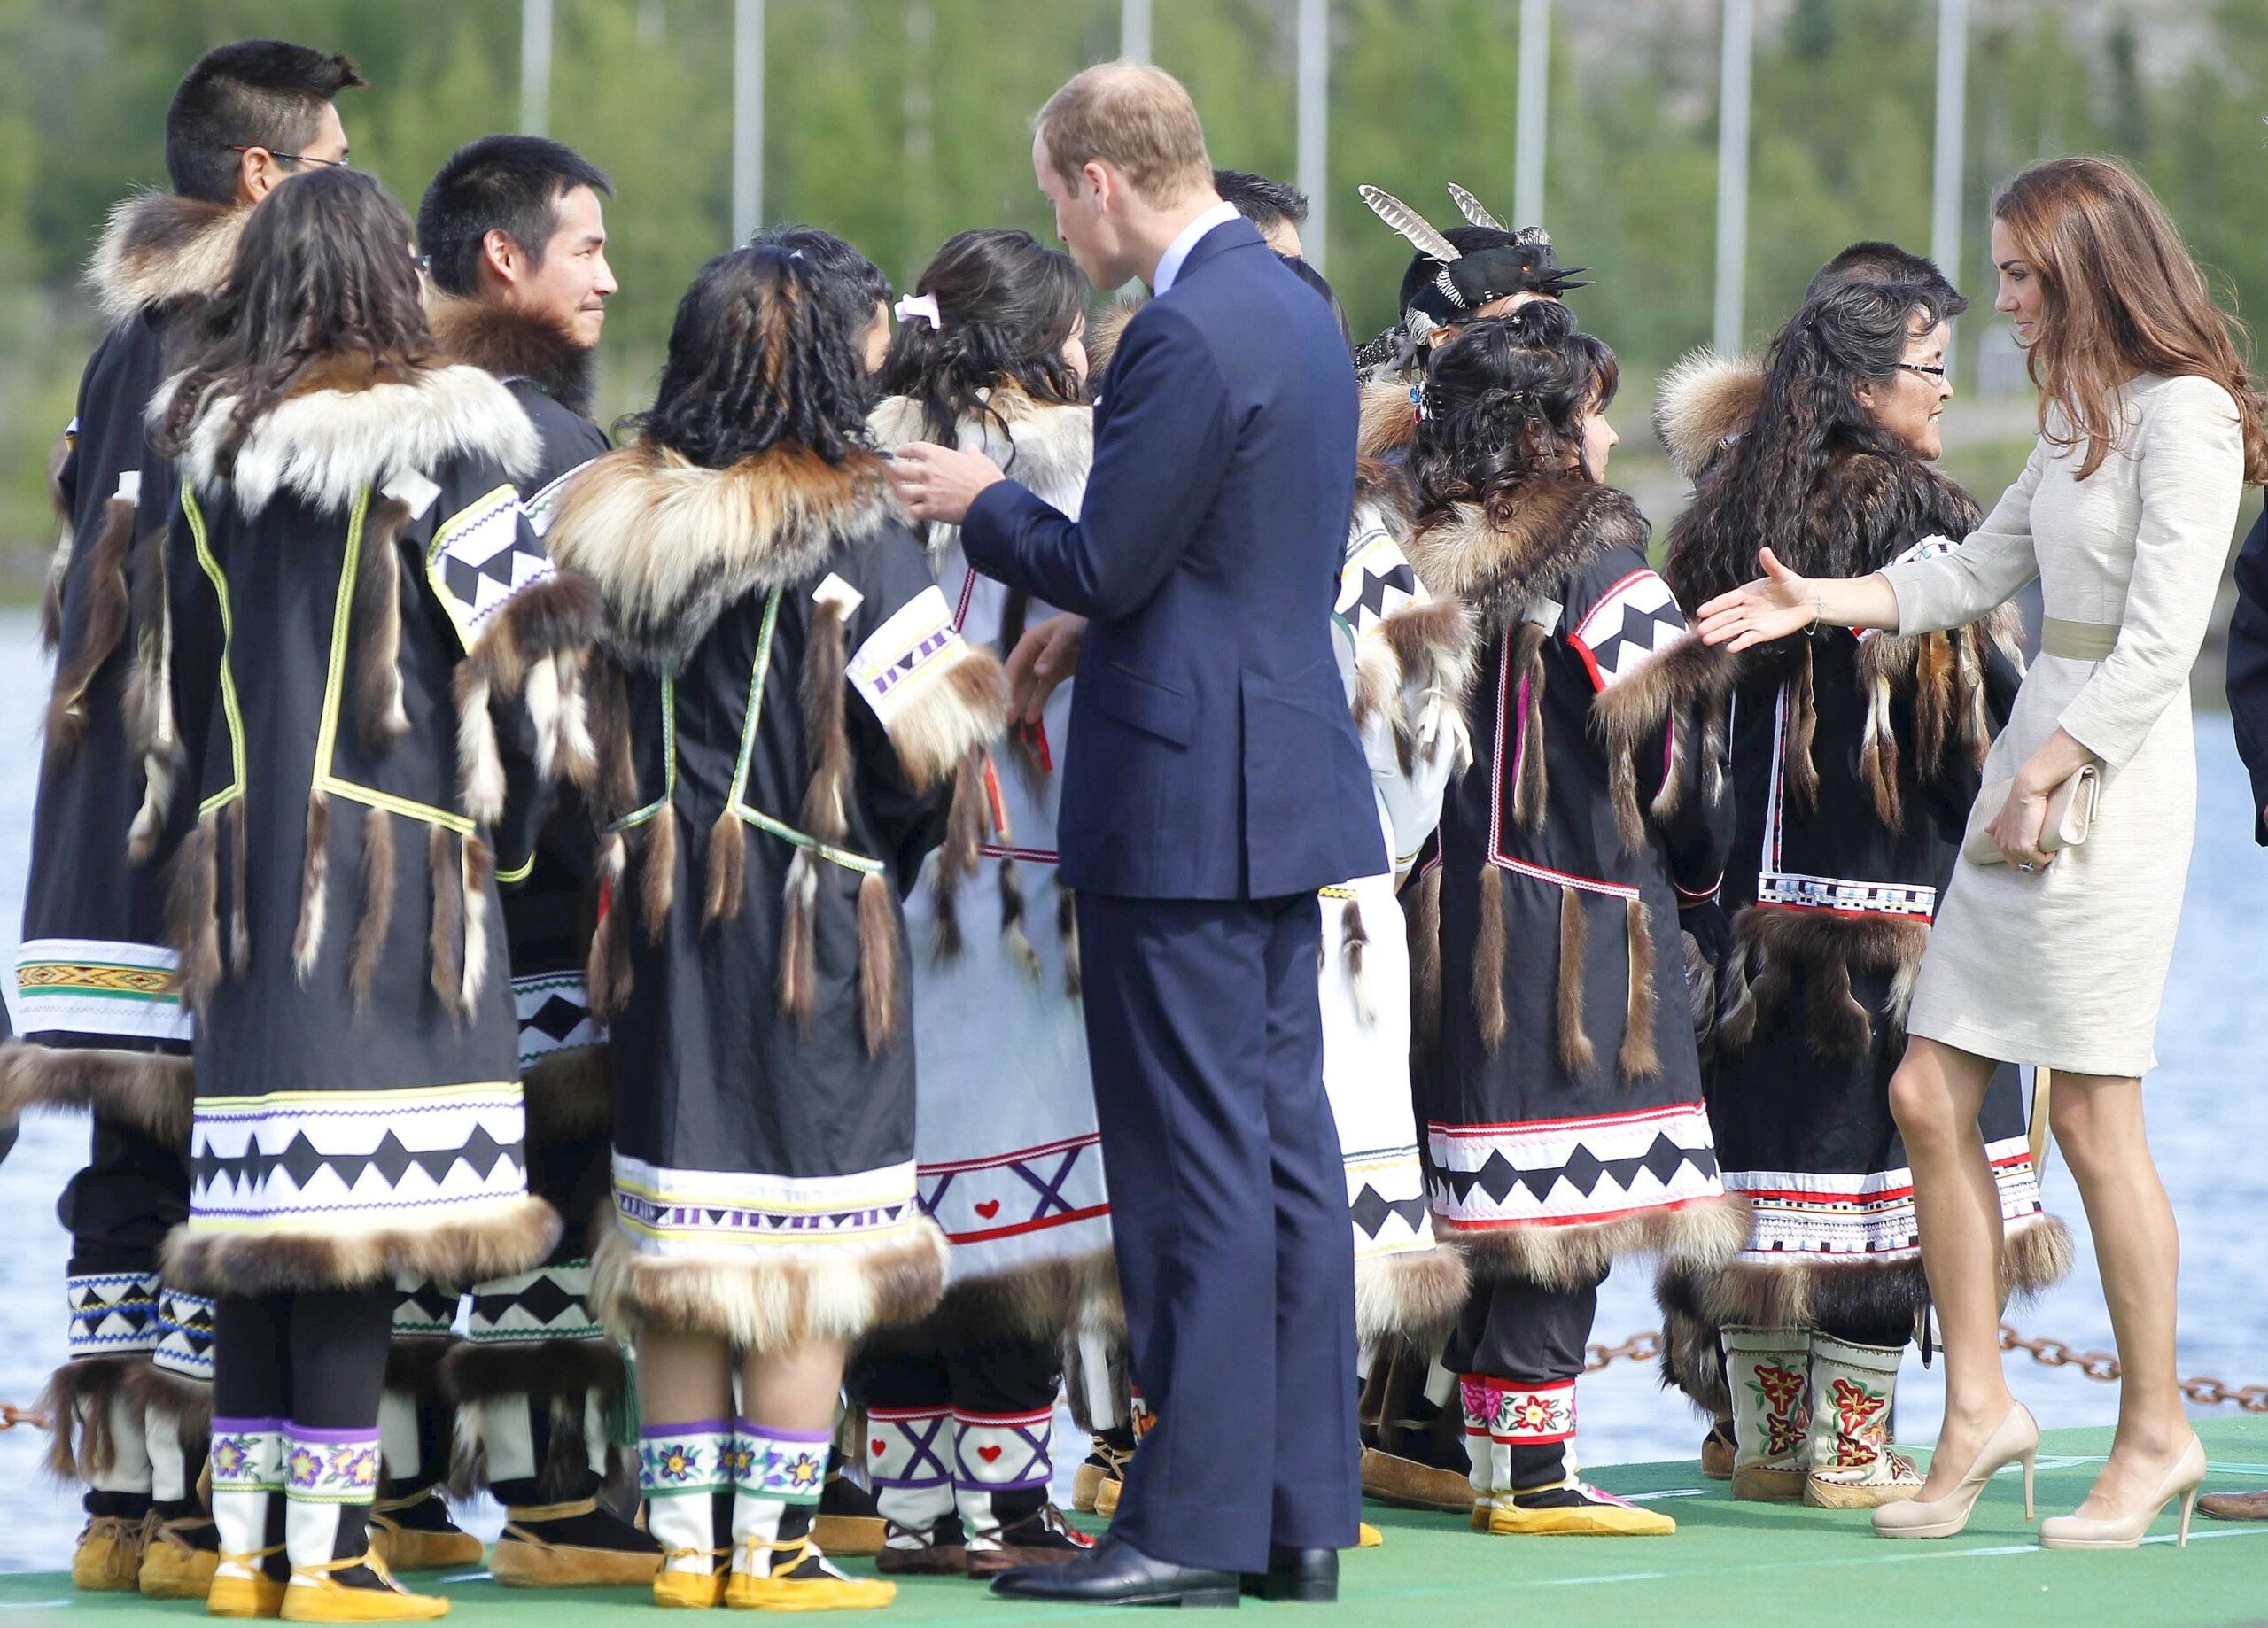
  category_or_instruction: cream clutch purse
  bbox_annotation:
[1961,766,2101,866]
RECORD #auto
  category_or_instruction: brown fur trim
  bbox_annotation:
[1358,378,1421,461]
[638,805,677,944]
[1590,634,1744,852]
[428,294,599,419]
[384,1334,455,1398]
[1340,896,1374,1023]
[589,1209,950,1349]
[167,806,223,1012]
[39,1354,142,1482]
[857,869,899,1056]
[428,825,464,1012]
[778,851,819,1032]
[1557,886,1595,1075]
[1787,641,1820,816]
[928,751,988,963]
[86,192,248,325]
[1056,879,1082,999]
[347,808,397,1015]
[353,498,415,751]
[123,1358,213,1443]
[1454,1190,1752,1291]
[1858,669,1902,831]
[889,1245,1122,1350]
[882,644,1011,795]
[442,1337,625,1502]
[44,495,135,763]
[453,668,505,826]
[461,833,493,1015]
[1412,865,1442,1065]
[1619,899,1659,1081]
[291,793,331,984]
[586,836,633,1019]
[1472,864,1507,1050]
[40,433,72,654]
[800,600,851,841]
[1652,350,1764,483]
[583,660,640,825]
[1083,298,1141,379]
[1511,624,1549,828]
[998,857,1041,981]
[1653,1280,1732,1420]
[1683,1211,2073,1331]
[0,1041,195,1147]
[1355,1244,1472,1348]
[703,809,746,926]
[547,441,902,674]
[1363,596,1479,778]
[462,573,605,713]
[521,1045,614,1144]
[1721,905,1932,1064]
[165,1198,560,1299]
[1406,479,1651,646]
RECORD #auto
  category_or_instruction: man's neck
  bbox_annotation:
[1129,190,1226,287]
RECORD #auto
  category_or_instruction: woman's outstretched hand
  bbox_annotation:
[1695,547,1820,651]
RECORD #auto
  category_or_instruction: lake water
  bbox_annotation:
[0,606,2262,1568]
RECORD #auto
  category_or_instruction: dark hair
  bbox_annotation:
[876,229,1086,454]
[1806,239,1969,318]
[1280,252,1354,355]
[1666,279,1948,604]
[1214,167,1309,234]
[156,168,430,472]
[747,224,893,345]
[626,245,871,469]
[165,39,364,204]
[1407,299,1619,522]
[415,135,612,298]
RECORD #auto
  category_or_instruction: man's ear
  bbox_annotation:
[481,227,522,287]
[1083,159,1114,214]
[235,148,280,205]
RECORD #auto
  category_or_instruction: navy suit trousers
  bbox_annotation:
[1074,890,1361,1573]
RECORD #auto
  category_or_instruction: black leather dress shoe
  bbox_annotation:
[1242,1546,1337,1602]
[989,1534,1239,1607]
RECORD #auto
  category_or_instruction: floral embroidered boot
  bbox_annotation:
[1483,1382,1675,1537]
[1803,1335,1923,1510]
[207,1419,286,1620]
[640,1420,731,1608]
[1459,1376,1507,1531]
[277,1425,444,1622]
[723,1423,893,1611]
[866,1406,964,1575]
[1723,1327,1811,1503]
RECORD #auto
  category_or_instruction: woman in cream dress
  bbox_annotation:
[1697,158,2264,1550]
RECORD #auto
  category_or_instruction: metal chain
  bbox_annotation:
[1582,1332,1663,1372]
[0,1402,53,1431]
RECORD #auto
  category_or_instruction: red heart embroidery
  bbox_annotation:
[976,1445,1003,1462]
[871,1440,886,1457]
[975,1199,1001,1219]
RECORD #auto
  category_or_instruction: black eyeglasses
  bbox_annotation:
[230,145,350,170]
[1896,362,1948,378]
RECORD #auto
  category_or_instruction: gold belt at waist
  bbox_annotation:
[2039,616,2120,661]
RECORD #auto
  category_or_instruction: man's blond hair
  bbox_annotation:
[1036,60,1212,204]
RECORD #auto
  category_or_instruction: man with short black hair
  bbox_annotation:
[16,36,359,1600]
[1211,167,1308,258]
[410,135,657,1589]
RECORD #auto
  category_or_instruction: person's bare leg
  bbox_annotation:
[1887,1036,2013,1500]
[639,1330,734,1427]
[2047,1074,2191,1516]
[740,1339,849,1436]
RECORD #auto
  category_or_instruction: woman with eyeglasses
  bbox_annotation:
[1657,276,2069,1513]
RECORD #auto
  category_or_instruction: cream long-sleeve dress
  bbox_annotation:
[1879,374,2245,1076]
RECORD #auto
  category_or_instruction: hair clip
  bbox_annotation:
[893,292,942,329]
[1410,382,1428,423]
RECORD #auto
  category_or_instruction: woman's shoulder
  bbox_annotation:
[2131,371,2241,425]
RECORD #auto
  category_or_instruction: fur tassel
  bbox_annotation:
[125,523,181,864]
[225,795,250,975]
[461,833,493,1015]
[1472,865,1507,1051]
[639,806,677,943]
[1619,898,1659,1081]
[1809,950,1872,1061]
[703,809,746,926]
[778,851,819,1032]
[44,496,136,763]
[523,651,562,782]
[551,650,598,788]
[1056,879,1081,998]
[858,869,899,1056]
[167,808,222,1012]
[454,669,506,825]
[928,750,987,963]
[351,497,413,750]
[1786,644,1819,818]
[882,644,1011,795]
[799,600,851,842]
[1557,886,1595,1075]
[1413,865,1443,1065]
[1511,625,1549,829]
[1341,897,1376,1025]
[1914,632,1952,776]
[586,835,633,1019]
[291,793,331,984]
[346,808,396,1014]
[39,434,71,655]
[428,824,464,1013]
[1859,671,1902,831]
[39,1355,137,1481]
[998,857,1041,981]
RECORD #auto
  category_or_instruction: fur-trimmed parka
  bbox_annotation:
[1653,354,2070,1361]
[4,194,255,1153]
[1410,467,1748,1291]
[156,353,597,1299]
[547,434,1008,1353]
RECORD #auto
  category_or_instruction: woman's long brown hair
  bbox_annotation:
[1994,156,2268,484]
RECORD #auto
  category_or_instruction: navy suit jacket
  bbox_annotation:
[2225,500,2268,843]
[961,216,1384,900]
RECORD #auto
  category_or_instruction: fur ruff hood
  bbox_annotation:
[867,387,1092,533]
[545,438,903,674]
[1084,298,1142,380]
[86,191,249,328]
[1654,349,1765,484]
[154,355,541,518]
[1358,378,1421,461]
[429,293,598,418]
[1406,477,1651,647]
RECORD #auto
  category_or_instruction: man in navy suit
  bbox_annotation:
[892,59,1384,1608]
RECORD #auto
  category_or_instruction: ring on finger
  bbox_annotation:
[2017,860,2036,873]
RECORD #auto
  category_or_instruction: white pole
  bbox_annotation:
[1513,0,1550,229]
[1713,0,1753,357]
[1121,0,1151,62]
[733,0,766,244]
[520,0,552,137]
[1931,0,1969,379]
[1296,0,1328,274]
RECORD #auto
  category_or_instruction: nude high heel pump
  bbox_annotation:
[2039,1434,2207,1551]
[1871,1403,2039,1540]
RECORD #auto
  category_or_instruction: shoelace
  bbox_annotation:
[660,1544,728,1574]
[81,1516,147,1584]
[741,1534,837,1579]
[216,1544,284,1582]
[500,1497,601,1549]
[152,1515,217,1557]
[292,1549,412,1596]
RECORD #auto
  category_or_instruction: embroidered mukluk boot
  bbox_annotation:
[639,1422,730,1608]
[1482,1382,1675,1537]
[723,1423,893,1611]
[955,1407,1091,1576]
[276,1425,446,1623]
[1802,1335,1923,1510]
[370,1294,481,1573]
[866,1405,965,1574]
[476,1391,660,1587]
[206,1419,287,1619]
[1722,1327,1811,1503]
[812,1425,885,1558]
[1072,1428,1133,1517]
[141,1362,221,1600]
[1458,1376,1507,1531]
[50,1355,156,1592]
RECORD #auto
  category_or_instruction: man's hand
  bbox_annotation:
[888,442,1006,526]
[1006,613,1086,725]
